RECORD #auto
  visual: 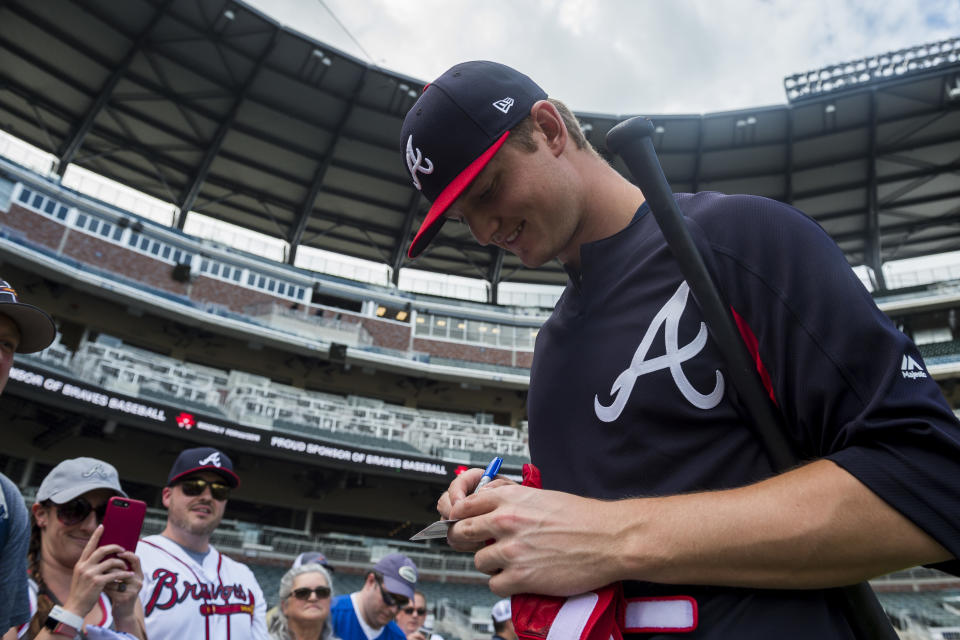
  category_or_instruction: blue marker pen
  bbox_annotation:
[473,456,503,494]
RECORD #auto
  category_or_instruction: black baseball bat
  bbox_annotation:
[605,116,897,640]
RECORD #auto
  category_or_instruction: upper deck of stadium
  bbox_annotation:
[1,0,959,303]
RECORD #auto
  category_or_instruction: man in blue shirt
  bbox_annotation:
[330,554,417,640]
[401,61,960,638]
[0,278,56,635]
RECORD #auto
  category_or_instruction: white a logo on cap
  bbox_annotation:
[492,97,515,114]
[398,565,418,583]
[82,463,109,479]
[405,135,434,191]
[198,452,222,467]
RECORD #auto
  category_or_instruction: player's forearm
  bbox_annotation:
[618,459,951,589]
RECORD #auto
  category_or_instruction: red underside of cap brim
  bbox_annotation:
[407,131,511,259]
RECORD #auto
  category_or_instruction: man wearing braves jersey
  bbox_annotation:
[137,447,267,639]
[400,61,960,638]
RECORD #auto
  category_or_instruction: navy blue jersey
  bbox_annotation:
[527,192,960,638]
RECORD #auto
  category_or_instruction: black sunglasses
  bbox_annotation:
[56,497,108,526]
[177,478,231,501]
[290,586,331,601]
[376,576,409,609]
[402,606,427,616]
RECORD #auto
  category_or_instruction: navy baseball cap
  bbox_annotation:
[167,446,240,488]
[0,279,56,353]
[400,61,547,258]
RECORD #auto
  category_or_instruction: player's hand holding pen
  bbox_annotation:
[436,456,510,521]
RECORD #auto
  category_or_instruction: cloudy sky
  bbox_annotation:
[245,0,960,116]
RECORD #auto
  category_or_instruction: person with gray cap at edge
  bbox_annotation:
[330,553,417,640]
[136,446,267,640]
[489,599,515,640]
[11,458,146,640]
[404,60,960,639]
[0,279,56,638]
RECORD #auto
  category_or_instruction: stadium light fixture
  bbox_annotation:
[376,305,387,317]
[784,36,960,102]
[395,310,408,321]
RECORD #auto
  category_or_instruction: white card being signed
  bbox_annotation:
[409,519,457,541]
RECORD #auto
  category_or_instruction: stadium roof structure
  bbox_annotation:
[1,0,959,297]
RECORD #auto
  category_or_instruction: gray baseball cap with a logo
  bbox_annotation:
[36,457,127,504]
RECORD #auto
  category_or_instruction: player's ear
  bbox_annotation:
[531,100,566,157]
[161,486,173,508]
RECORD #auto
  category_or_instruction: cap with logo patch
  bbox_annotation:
[0,279,56,354]
[293,551,335,572]
[166,446,240,488]
[372,552,418,600]
[37,457,128,504]
[491,598,512,623]
[400,60,547,259]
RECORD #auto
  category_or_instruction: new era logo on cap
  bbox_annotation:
[400,61,547,259]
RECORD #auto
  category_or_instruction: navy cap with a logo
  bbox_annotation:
[167,446,240,488]
[0,279,56,353]
[400,61,547,258]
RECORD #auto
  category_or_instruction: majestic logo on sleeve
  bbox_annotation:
[594,281,724,422]
[198,452,222,467]
[144,569,256,618]
[901,354,928,379]
[405,135,434,190]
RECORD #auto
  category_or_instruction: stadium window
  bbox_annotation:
[161,246,171,260]
[267,279,276,292]
[296,286,304,298]
[56,205,69,220]
[247,273,256,286]
[76,213,88,228]
[128,233,139,247]
[201,259,209,273]
[112,225,123,241]
[233,270,242,282]
[450,320,466,340]
[182,253,192,265]
[31,194,44,209]
[221,265,231,279]
[210,262,220,276]
[43,199,56,215]
[17,188,32,203]
[100,222,112,237]
[139,236,150,251]
[173,249,182,263]
[257,275,265,288]
[149,242,160,256]
[88,219,100,233]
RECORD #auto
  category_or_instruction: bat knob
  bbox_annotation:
[605,116,655,154]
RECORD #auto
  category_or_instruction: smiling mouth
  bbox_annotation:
[504,220,524,245]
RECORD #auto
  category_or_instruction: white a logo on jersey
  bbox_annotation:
[198,452,222,467]
[595,281,724,422]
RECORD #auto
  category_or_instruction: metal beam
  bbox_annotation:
[865,89,887,291]
[56,0,172,177]
[488,248,504,305]
[287,68,369,260]
[390,190,422,284]
[175,28,279,229]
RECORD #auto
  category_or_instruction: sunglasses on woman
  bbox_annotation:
[176,478,231,501]
[290,586,331,600]
[402,606,427,616]
[55,497,108,526]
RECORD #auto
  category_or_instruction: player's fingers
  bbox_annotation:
[450,468,485,502]
[448,485,503,521]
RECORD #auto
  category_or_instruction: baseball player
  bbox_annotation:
[402,61,960,638]
[137,447,267,640]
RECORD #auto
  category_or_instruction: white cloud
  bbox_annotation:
[247,0,960,114]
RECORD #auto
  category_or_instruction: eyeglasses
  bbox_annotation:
[376,577,409,609]
[290,586,331,601]
[402,607,427,616]
[176,478,230,501]
[56,497,108,526]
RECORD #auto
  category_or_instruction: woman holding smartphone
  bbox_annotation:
[6,457,146,640]
[269,563,338,640]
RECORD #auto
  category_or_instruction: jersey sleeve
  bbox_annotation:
[686,192,960,568]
